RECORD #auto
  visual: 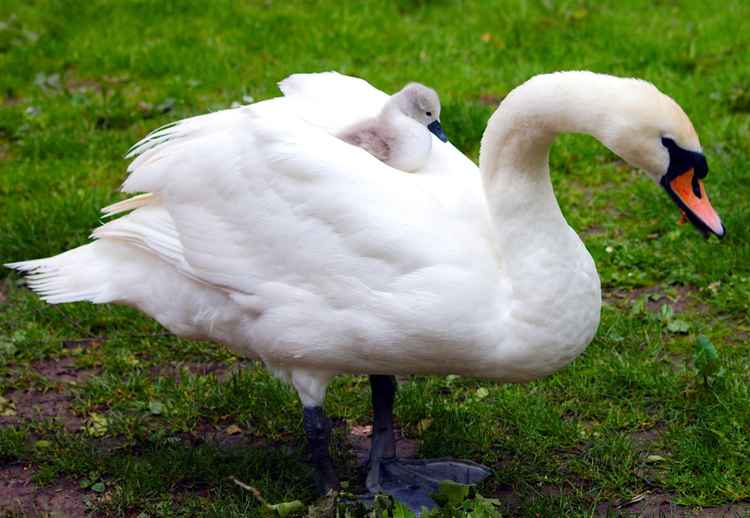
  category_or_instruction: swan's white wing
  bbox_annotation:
[120,104,476,299]
[278,71,388,133]
[278,71,478,178]
[9,74,502,382]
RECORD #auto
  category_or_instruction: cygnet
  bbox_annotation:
[337,82,448,172]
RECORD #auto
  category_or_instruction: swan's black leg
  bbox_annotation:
[365,375,491,514]
[367,375,397,472]
[303,406,339,493]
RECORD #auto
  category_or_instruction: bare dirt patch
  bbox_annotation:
[598,491,750,517]
[605,284,708,314]
[492,484,750,517]
[0,464,89,517]
[148,360,253,382]
[347,424,419,466]
[629,423,665,449]
[0,357,96,432]
[207,423,270,450]
[32,356,98,385]
[491,485,521,515]
[149,361,226,380]
[0,388,83,432]
[169,418,272,452]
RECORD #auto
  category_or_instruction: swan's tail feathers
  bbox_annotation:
[102,193,158,217]
[6,242,119,305]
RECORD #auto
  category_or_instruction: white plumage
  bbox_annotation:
[8,71,708,411]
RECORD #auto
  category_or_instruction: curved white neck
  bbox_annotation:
[479,75,608,265]
[474,73,634,379]
[472,72,699,381]
[479,71,690,220]
[481,73,628,233]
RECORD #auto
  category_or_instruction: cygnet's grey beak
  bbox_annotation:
[427,120,448,143]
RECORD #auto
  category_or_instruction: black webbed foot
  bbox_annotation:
[362,375,491,514]
[367,457,491,513]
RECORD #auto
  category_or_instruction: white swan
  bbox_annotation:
[337,82,448,172]
[7,71,724,511]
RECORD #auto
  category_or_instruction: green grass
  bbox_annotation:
[1,0,749,516]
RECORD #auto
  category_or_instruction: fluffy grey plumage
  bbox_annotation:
[338,124,393,163]
[337,82,445,172]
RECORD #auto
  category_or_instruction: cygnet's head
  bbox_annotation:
[390,82,448,142]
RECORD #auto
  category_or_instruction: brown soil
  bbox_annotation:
[604,284,708,314]
[491,484,750,517]
[0,389,83,432]
[347,424,419,466]
[32,356,98,384]
[490,421,750,517]
[0,357,98,432]
[598,491,750,517]
[148,360,253,383]
[629,422,666,449]
[0,464,89,517]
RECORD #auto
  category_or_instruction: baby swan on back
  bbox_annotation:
[337,82,448,172]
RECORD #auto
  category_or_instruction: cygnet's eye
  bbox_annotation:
[426,111,432,117]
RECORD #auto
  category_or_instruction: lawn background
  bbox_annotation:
[1,0,749,516]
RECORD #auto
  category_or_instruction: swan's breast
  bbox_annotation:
[486,230,601,382]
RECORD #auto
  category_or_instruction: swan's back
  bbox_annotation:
[278,72,388,133]
[280,72,477,179]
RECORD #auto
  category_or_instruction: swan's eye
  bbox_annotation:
[426,111,432,117]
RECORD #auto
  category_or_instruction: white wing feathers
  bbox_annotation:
[124,108,251,162]
[278,71,388,133]
[74,72,479,301]
[121,107,253,194]
[101,192,157,217]
[171,117,430,293]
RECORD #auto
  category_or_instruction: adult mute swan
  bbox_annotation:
[7,71,724,511]
[338,82,448,171]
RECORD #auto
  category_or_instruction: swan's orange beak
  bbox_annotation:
[663,168,724,238]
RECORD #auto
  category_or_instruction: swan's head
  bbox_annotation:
[600,79,724,238]
[390,82,448,143]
